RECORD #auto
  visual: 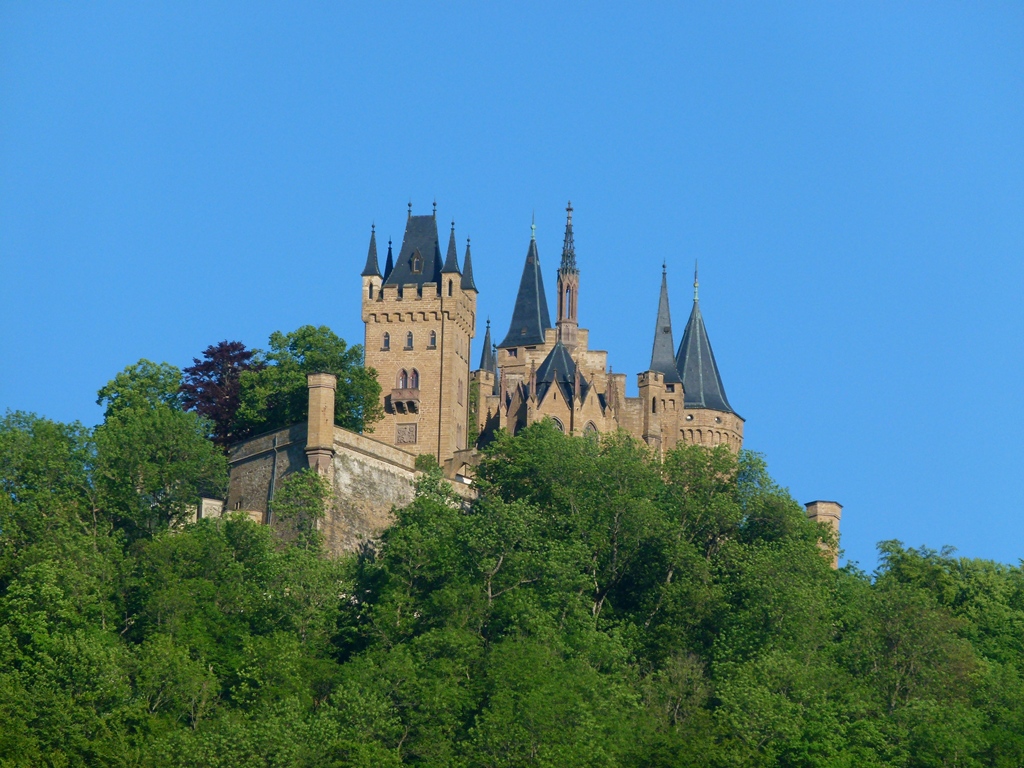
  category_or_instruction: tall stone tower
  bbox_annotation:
[640,265,685,455]
[555,202,579,351]
[675,265,744,450]
[362,207,477,463]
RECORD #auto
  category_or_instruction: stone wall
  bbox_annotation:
[226,422,420,556]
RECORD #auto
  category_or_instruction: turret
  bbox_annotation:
[675,263,744,450]
[361,225,383,304]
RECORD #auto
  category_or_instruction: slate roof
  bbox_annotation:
[534,341,578,403]
[361,226,381,277]
[383,239,394,280]
[649,269,682,383]
[498,234,552,348]
[442,222,461,274]
[383,215,442,289]
[461,238,478,291]
[479,319,496,373]
[675,290,736,414]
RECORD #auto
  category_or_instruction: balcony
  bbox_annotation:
[390,387,420,414]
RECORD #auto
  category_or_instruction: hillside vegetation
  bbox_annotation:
[2,404,1023,766]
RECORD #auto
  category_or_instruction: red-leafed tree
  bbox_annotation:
[180,340,261,447]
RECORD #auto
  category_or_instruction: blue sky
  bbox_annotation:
[2,3,1021,569]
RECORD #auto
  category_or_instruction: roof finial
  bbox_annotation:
[433,199,437,217]
[531,211,536,241]
[451,219,455,233]
[566,199,573,223]
[407,200,412,218]
[693,259,699,301]
[662,259,666,275]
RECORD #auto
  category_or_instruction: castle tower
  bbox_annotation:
[497,221,553,383]
[362,208,477,464]
[675,264,744,450]
[639,265,684,454]
[556,202,579,351]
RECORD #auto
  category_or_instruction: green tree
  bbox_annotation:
[97,359,184,418]
[235,325,383,436]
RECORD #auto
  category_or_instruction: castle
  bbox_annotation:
[225,201,841,564]
[361,202,744,468]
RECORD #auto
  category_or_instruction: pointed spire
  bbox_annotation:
[361,224,381,277]
[650,267,682,383]
[442,220,461,273]
[384,238,394,280]
[461,237,477,291]
[498,224,552,348]
[676,271,736,414]
[560,200,576,270]
[479,318,496,373]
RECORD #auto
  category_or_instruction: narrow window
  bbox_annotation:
[382,332,390,350]
[448,279,453,296]
[368,284,375,299]
[652,397,657,414]
[406,331,413,349]
[411,251,423,273]
[429,330,437,348]
[397,369,408,388]
[458,379,463,405]
[410,369,419,388]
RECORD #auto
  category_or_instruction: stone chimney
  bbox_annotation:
[305,373,337,475]
[805,500,842,569]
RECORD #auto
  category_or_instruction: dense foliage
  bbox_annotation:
[180,341,262,448]
[234,325,383,437]
[2,413,1022,767]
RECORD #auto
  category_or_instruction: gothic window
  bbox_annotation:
[583,421,598,437]
[382,332,390,350]
[368,283,375,299]
[429,330,437,348]
[550,417,565,433]
[410,369,419,389]
[507,348,517,358]
[448,279,453,296]
[411,251,423,273]
[397,369,408,389]
[405,331,413,349]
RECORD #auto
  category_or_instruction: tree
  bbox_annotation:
[235,325,383,436]
[96,359,183,418]
[180,341,261,448]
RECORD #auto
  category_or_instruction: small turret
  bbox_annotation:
[461,238,478,292]
[361,225,381,277]
[649,264,682,384]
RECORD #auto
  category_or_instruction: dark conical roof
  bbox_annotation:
[461,238,477,291]
[383,239,394,280]
[361,226,381,277]
[675,278,735,413]
[498,231,552,348]
[535,340,581,403]
[383,214,442,288]
[442,221,461,274]
[479,319,496,373]
[650,268,682,383]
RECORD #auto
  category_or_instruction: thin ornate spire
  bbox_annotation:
[560,200,576,270]
[693,260,699,302]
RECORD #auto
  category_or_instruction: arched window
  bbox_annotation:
[397,369,408,388]
[382,332,390,350]
[550,417,565,433]
[368,283,375,299]
[429,330,437,348]
[583,422,598,438]
[410,369,419,388]
[411,251,422,273]
[405,331,413,349]
[448,279,453,296]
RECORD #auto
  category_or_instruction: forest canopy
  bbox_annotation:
[1,408,1022,767]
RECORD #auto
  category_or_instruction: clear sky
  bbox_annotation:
[2,3,1021,569]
